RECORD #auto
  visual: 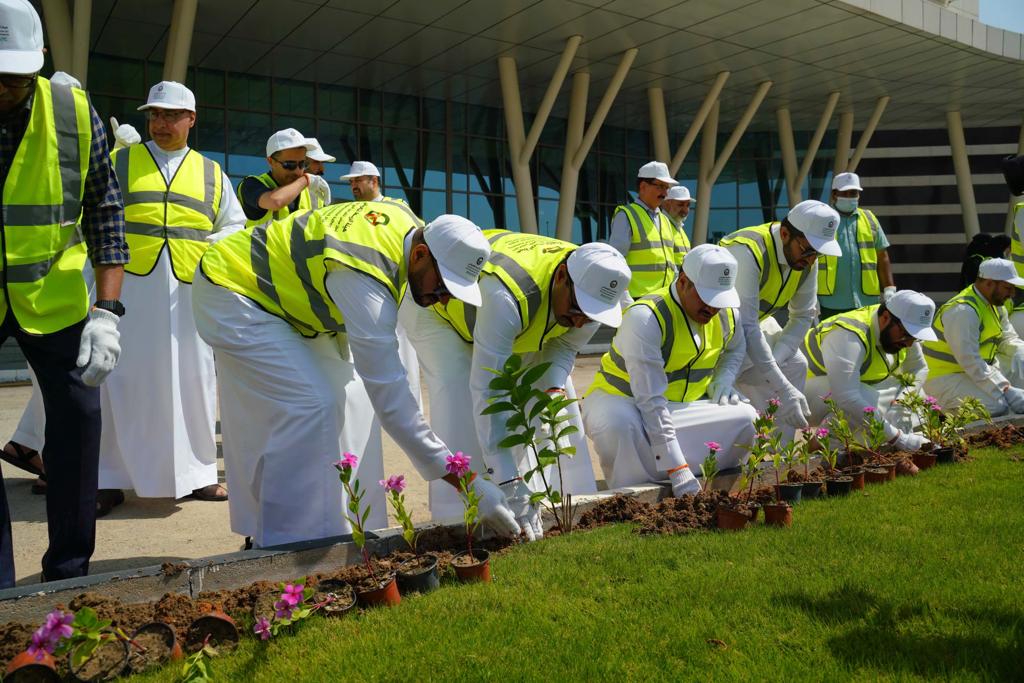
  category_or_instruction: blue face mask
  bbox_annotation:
[835,196,858,214]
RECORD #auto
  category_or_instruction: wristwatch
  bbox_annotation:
[94,299,126,317]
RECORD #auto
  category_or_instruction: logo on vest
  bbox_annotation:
[364,210,390,226]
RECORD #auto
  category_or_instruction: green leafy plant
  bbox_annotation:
[701,441,720,492]
[779,438,801,482]
[483,354,579,532]
[860,406,889,460]
[822,394,856,456]
[380,475,418,553]
[817,428,841,474]
[896,391,944,445]
[939,396,991,450]
[446,453,480,556]
[334,453,380,586]
[178,635,217,682]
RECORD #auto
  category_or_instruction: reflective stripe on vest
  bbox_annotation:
[200,201,415,337]
[817,208,880,296]
[0,77,91,334]
[719,223,810,320]
[922,286,1002,378]
[239,172,314,228]
[1010,202,1024,311]
[588,284,735,402]
[804,304,905,384]
[616,202,677,297]
[112,145,222,283]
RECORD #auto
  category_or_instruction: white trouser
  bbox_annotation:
[399,298,597,521]
[804,376,915,434]
[582,391,758,490]
[1010,311,1024,343]
[924,372,1010,417]
[735,317,808,440]
[192,272,384,548]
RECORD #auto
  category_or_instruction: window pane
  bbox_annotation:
[383,128,419,189]
[422,97,446,131]
[316,120,358,165]
[467,105,500,137]
[227,74,270,110]
[195,68,224,106]
[196,107,225,153]
[450,135,469,192]
[708,208,738,243]
[274,79,314,114]
[358,125,383,166]
[359,89,382,123]
[469,194,498,229]
[89,96,144,135]
[422,190,447,222]
[422,131,446,189]
[273,115,315,138]
[226,111,271,174]
[537,198,558,238]
[536,146,561,200]
[383,92,418,128]
[90,55,145,97]
[468,137,502,194]
[318,84,356,121]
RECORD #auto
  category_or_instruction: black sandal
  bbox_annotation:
[30,474,47,495]
[0,441,43,478]
[96,489,125,518]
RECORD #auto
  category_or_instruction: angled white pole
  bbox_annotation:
[570,47,638,170]
[648,87,670,164]
[40,0,73,74]
[794,90,840,197]
[692,100,719,245]
[71,0,92,86]
[777,107,799,206]
[164,0,198,83]
[834,111,854,176]
[669,71,729,175]
[708,81,772,184]
[520,35,582,165]
[847,96,889,172]
[948,110,980,239]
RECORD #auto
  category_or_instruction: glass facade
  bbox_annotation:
[86,53,837,245]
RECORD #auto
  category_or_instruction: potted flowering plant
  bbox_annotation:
[816,428,852,495]
[252,578,351,644]
[15,607,141,683]
[380,473,440,593]
[774,439,803,504]
[334,452,401,607]
[700,441,719,492]
[936,396,990,462]
[447,452,492,583]
[796,427,825,499]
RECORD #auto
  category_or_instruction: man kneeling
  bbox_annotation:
[583,244,756,496]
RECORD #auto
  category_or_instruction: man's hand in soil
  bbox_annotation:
[775,384,810,429]
[501,478,543,541]
[669,464,701,497]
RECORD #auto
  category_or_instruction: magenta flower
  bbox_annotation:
[28,630,54,661]
[816,427,830,440]
[273,598,293,620]
[333,452,359,472]
[253,616,272,641]
[768,397,781,408]
[445,452,471,478]
[704,441,721,454]
[379,474,406,494]
[821,392,832,401]
[863,406,876,414]
[43,610,74,641]
[280,583,304,607]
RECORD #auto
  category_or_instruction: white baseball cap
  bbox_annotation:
[266,128,315,157]
[682,244,740,309]
[566,243,631,328]
[305,138,335,163]
[423,215,490,307]
[786,200,842,257]
[832,172,863,192]
[978,258,1024,287]
[0,0,44,75]
[341,160,381,180]
[137,81,196,112]
[885,290,937,342]
[637,161,678,186]
[665,186,695,203]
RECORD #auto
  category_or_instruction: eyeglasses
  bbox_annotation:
[889,319,915,345]
[641,179,672,191]
[567,279,587,318]
[792,234,819,260]
[272,158,309,171]
[145,109,190,122]
[422,255,451,301]
[0,74,37,89]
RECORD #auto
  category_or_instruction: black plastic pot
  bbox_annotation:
[801,480,824,500]
[934,446,956,464]
[825,476,853,496]
[396,554,440,594]
[776,482,803,504]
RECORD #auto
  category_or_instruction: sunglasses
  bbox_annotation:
[272,158,309,171]
[422,256,451,301]
[146,109,191,122]
[0,74,36,89]
[792,234,819,260]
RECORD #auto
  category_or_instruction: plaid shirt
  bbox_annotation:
[0,84,128,266]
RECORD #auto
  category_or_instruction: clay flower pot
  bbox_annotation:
[745,502,762,523]
[895,459,919,477]
[801,480,824,500]
[912,451,937,470]
[825,476,853,496]
[715,504,750,531]
[5,650,61,682]
[845,467,865,490]
[872,462,896,481]
[775,482,803,504]
[127,622,183,674]
[357,573,402,606]
[185,610,239,653]
[864,467,888,484]
[763,502,792,527]
[315,579,358,617]
[452,549,492,583]
[68,638,129,682]
[933,446,956,464]
[397,553,441,594]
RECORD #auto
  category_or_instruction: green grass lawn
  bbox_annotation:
[136,447,1023,682]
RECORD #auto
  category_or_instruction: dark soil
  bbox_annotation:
[397,554,436,577]
[184,614,238,654]
[70,639,126,681]
[577,491,745,536]
[577,493,651,528]
[125,628,173,674]
[0,622,35,668]
[451,553,486,568]
[785,469,827,484]
[967,424,1024,449]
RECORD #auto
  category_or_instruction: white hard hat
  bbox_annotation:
[979,258,1024,287]
[682,244,740,309]
[137,81,196,112]
[341,160,381,180]
[886,290,937,342]
[265,128,315,157]
[665,186,694,203]
[786,200,842,257]
[637,161,678,186]
[832,172,863,192]
[566,243,631,328]
[305,137,336,163]
[0,0,44,75]
[422,215,490,307]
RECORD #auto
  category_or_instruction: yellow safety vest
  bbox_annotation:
[112,145,222,283]
[803,304,906,384]
[719,222,811,321]
[200,201,416,337]
[922,286,1002,378]
[239,172,319,229]
[615,202,687,297]
[1008,201,1024,313]
[817,208,880,296]
[588,284,736,402]
[431,230,576,353]
[1,77,92,334]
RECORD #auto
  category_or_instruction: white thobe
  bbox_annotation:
[583,285,756,489]
[98,141,246,498]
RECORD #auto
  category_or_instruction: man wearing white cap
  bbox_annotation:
[923,258,1024,416]
[0,0,128,588]
[584,244,756,496]
[193,202,522,547]
[341,160,386,202]
[803,290,936,452]
[400,233,630,538]
[237,128,320,228]
[818,172,895,318]
[720,200,842,431]
[662,185,694,259]
[608,161,690,299]
[305,138,335,207]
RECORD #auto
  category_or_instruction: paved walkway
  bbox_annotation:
[2,357,604,585]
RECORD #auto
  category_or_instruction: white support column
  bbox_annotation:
[499,36,581,234]
[71,0,91,86]
[847,96,889,172]
[557,47,638,242]
[163,0,198,83]
[834,111,854,175]
[1004,114,1024,235]
[648,87,670,164]
[708,81,772,184]
[693,101,719,245]
[777,107,799,207]
[794,91,840,198]
[40,0,73,74]
[947,110,980,239]
[669,71,729,176]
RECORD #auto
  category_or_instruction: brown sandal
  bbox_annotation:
[189,483,228,501]
[0,441,43,478]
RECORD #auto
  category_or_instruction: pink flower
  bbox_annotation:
[28,630,53,661]
[821,392,832,401]
[43,610,73,641]
[704,441,721,454]
[768,398,781,408]
[333,452,359,471]
[445,452,471,478]
[379,475,406,494]
[273,599,293,620]
[253,616,272,641]
[280,583,304,607]
[816,427,830,440]
[930,404,942,412]
[862,406,876,414]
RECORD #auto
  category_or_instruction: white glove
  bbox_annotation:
[771,342,795,367]
[894,430,929,452]
[1005,386,1024,414]
[1010,353,1024,380]
[109,117,141,148]
[309,174,331,206]
[881,286,897,304]
[470,477,522,539]
[76,308,121,386]
[669,465,700,497]
[500,479,543,542]
[707,377,748,405]
[775,384,810,429]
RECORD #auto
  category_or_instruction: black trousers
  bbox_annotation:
[0,313,100,589]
